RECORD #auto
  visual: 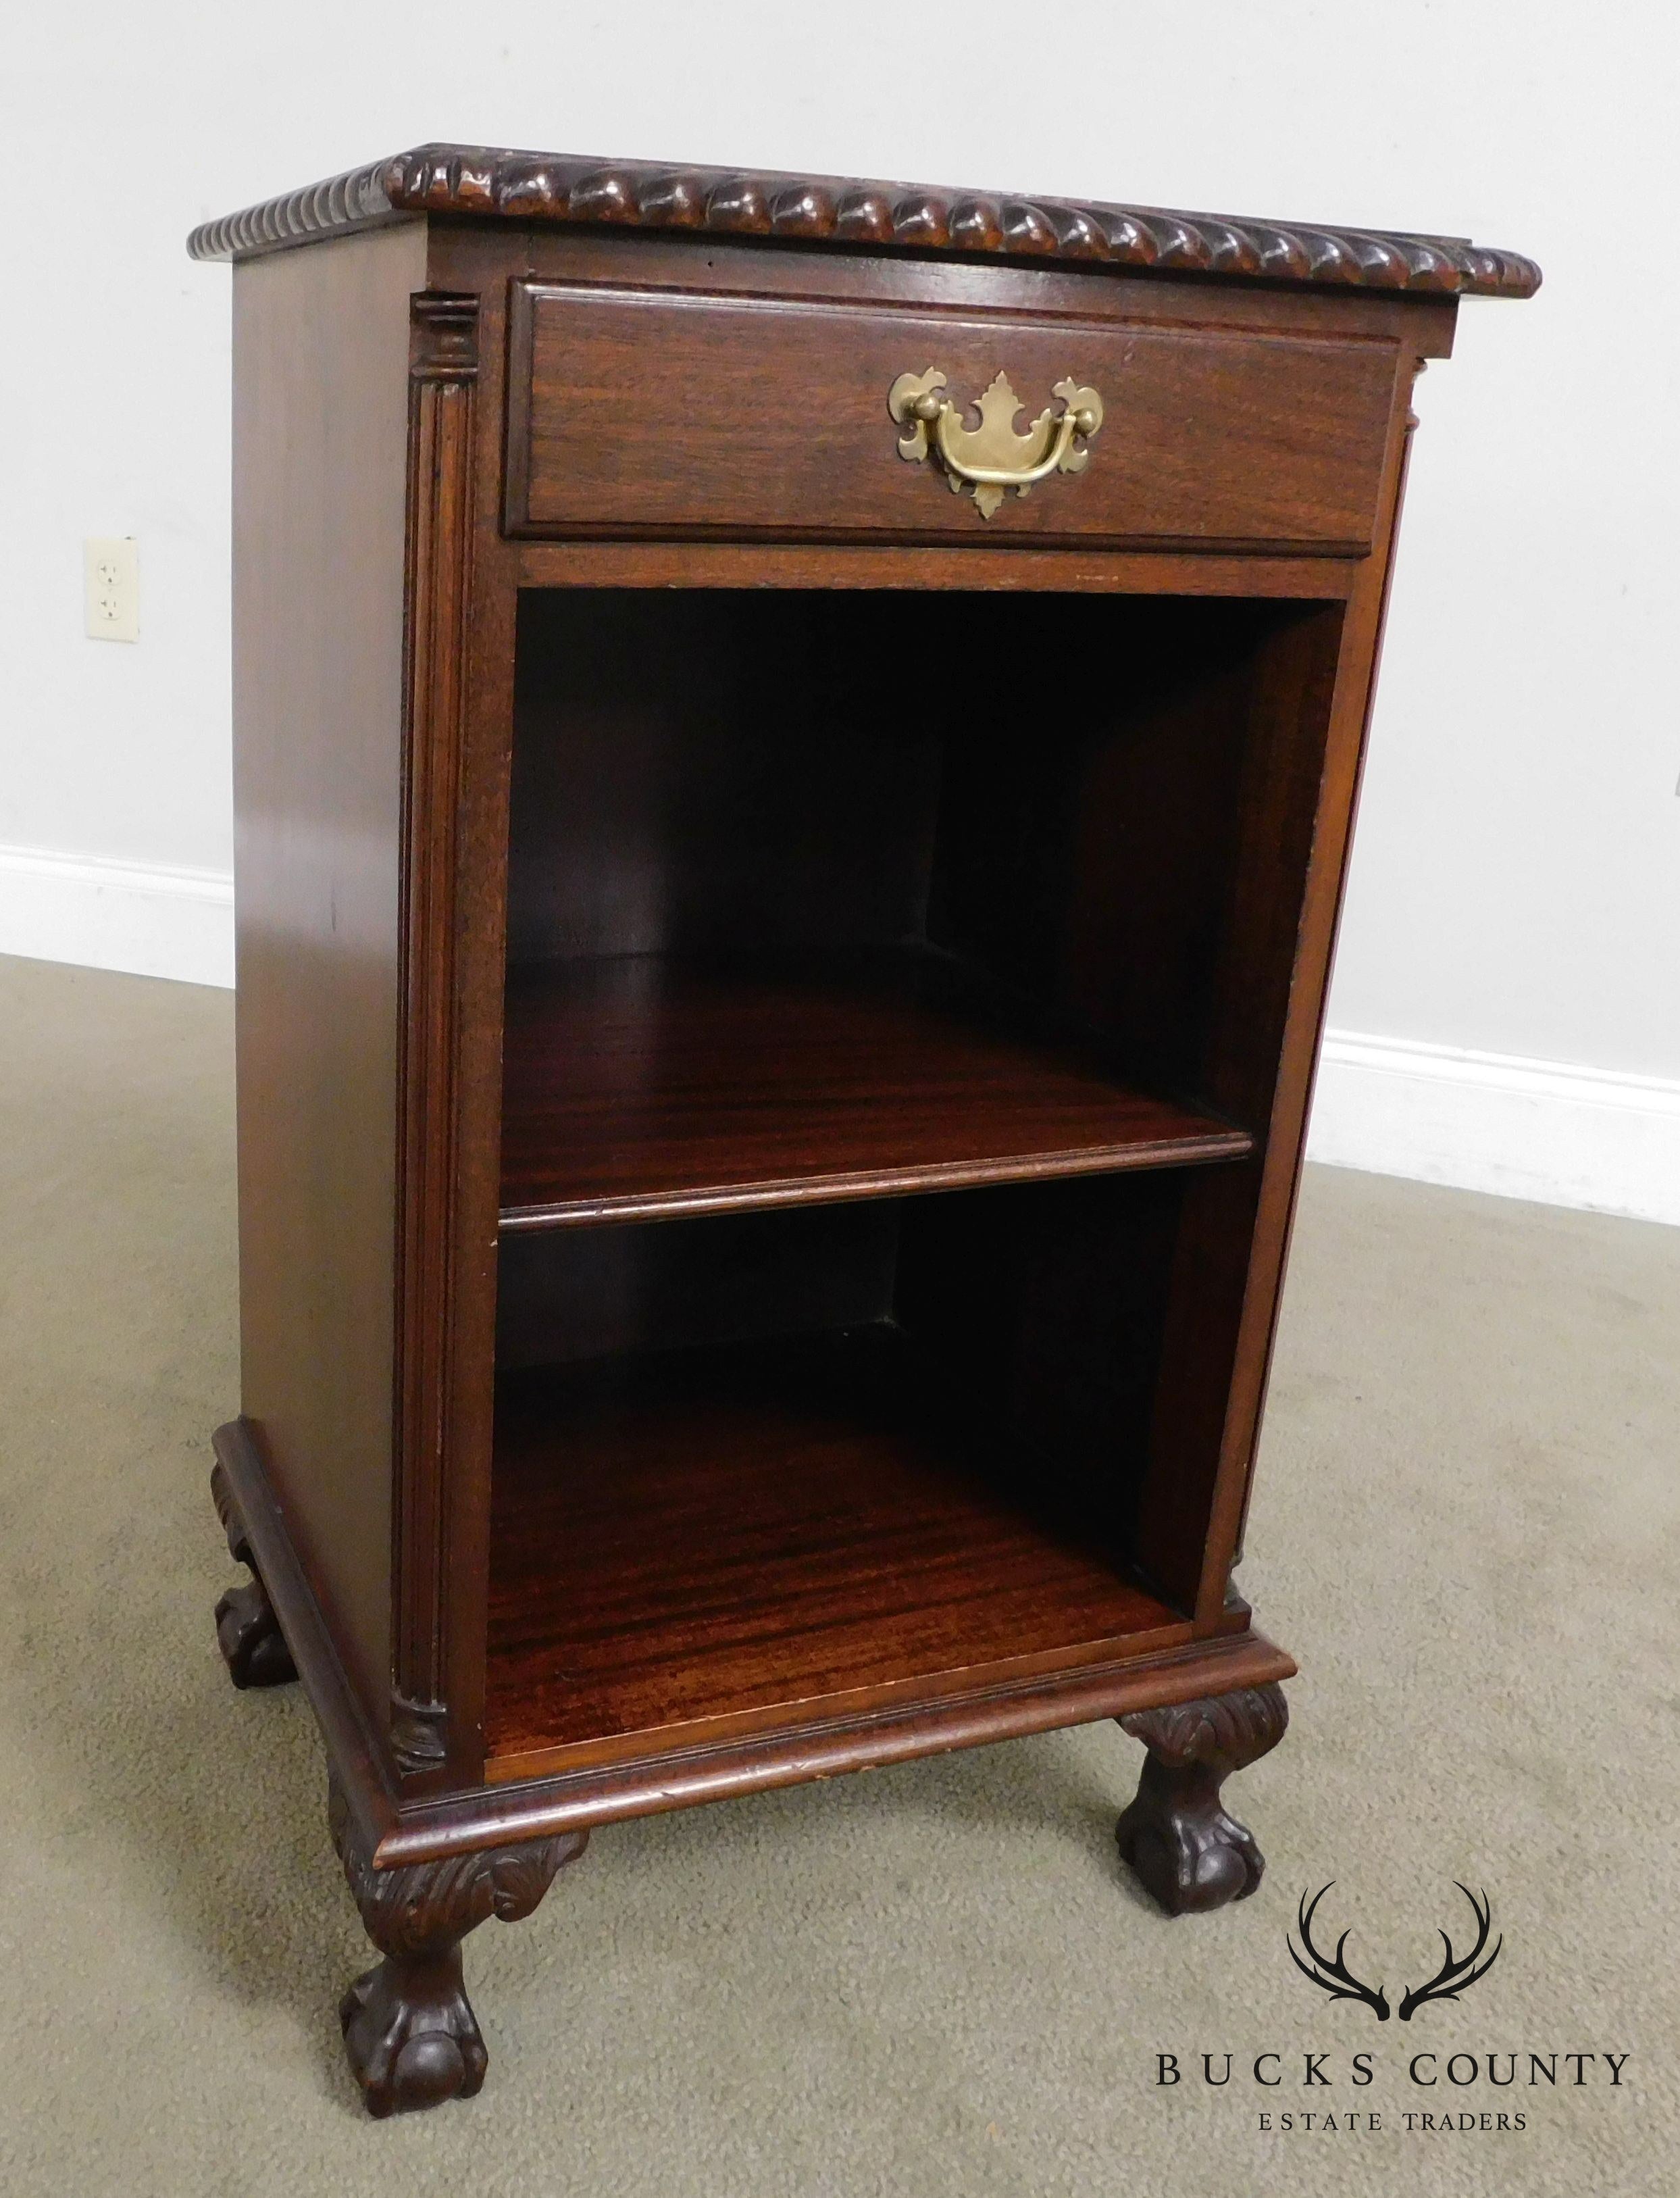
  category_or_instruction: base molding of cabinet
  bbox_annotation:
[211,1419,401,1851]
[428,1632,1292,1853]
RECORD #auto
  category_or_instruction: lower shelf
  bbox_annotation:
[485,1326,1198,1776]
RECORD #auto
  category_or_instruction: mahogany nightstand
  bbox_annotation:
[188,145,1536,2116]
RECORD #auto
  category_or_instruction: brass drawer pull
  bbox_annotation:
[888,369,1102,518]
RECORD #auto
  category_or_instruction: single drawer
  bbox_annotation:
[504,279,1400,551]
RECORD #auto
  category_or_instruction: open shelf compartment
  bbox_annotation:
[486,584,1344,1776]
[486,1321,1196,1772]
[495,586,1308,1230]
[486,1168,1236,1776]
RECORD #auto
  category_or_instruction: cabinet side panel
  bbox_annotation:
[231,224,428,1717]
[1138,359,1422,1616]
[1131,607,1346,1607]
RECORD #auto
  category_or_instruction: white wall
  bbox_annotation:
[5,3,1677,1215]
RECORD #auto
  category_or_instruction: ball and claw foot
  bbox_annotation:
[1115,1681,1288,1916]
[340,1947,488,2118]
[330,1775,588,2116]
[211,1460,297,1689]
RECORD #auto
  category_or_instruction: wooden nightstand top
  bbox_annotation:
[187,141,1540,299]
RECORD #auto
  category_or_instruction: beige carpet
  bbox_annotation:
[1,952,1675,2197]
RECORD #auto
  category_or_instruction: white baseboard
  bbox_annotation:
[1309,1030,1680,1226]
[0,842,234,989]
[3,845,1676,1225]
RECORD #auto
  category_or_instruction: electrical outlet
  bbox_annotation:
[84,537,139,642]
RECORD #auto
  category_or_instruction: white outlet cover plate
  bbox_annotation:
[84,536,139,643]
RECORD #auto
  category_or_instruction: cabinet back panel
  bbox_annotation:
[498,1202,900,1369]
[894,1173,1186,1558]
[508,591,945,963]
[495,1173,1184,1592]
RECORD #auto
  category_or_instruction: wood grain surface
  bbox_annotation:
[228,224,426,1721]
[486,1328,1189,1762]
[499,955,1250,1228]
[507,281,1398,549]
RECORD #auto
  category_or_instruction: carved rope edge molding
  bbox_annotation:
[186,144,1541,299]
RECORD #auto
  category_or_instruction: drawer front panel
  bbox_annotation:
[505,281,1398,550]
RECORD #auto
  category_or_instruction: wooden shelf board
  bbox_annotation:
[485,1328,1189,1768]
[499,954,1251,1230]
